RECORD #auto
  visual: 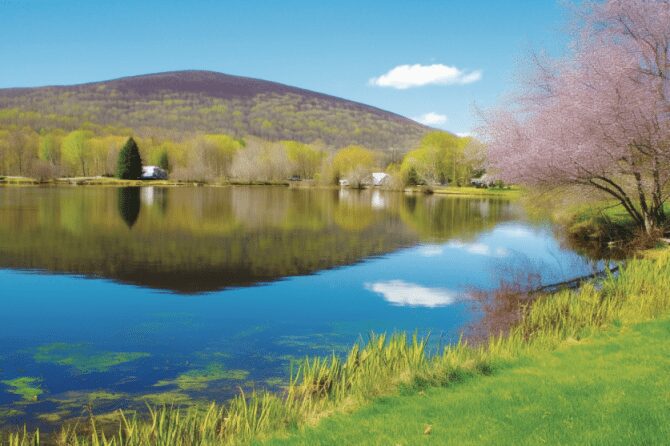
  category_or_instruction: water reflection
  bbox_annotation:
[0,190,605,430]
[0,187,520,293]
[118,187,141,228]
[365,280,457,308]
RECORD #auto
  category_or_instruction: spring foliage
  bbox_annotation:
[482,0,670,234]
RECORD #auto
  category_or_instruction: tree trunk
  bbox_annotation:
[643,206,666,236]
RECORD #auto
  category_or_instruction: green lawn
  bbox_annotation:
[262,318,670,446]
[405,185,522,198]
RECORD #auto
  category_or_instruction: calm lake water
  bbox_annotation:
[0,186,601,428]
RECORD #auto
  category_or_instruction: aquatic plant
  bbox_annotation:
[0,378,43,402]
[2,250,670,445]
[33,344,149,374]
[154,365,250,391]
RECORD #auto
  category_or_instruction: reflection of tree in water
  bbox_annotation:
[465,250,601,342]
[118,187,141,228]
[399,196,517,242]
[0,187,532,293]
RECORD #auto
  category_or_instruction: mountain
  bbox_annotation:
[0,70,430,150]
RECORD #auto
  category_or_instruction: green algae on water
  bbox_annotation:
[154,364,249,391]
[0,408,24,419]
[34,343,150,373]
[265,377,286,387]
[136,391,193,406]
[1,377,43,401]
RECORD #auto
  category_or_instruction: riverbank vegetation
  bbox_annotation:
[2,245,669,445]
[266,315,670,445]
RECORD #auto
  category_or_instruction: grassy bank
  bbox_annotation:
[563,200,670,244]
[2,250,669,445]
[264,317,670,445]
[0,176,41,185]
[405,185,522,199]
[0,175,522,199]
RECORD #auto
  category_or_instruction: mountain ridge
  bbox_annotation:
[0,70,432,150]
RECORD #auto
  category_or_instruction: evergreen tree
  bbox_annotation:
[158,150,170,172]
[116,137,143,179]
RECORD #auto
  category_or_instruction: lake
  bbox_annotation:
[0,186,602,428]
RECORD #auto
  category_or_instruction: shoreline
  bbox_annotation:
[3,246,667,445]
[0,176,522,198]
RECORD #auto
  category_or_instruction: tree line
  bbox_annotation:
[0,125,485,187]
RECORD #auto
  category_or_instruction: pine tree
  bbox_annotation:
[116,137,143,179]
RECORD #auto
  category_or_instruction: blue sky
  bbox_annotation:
[0,0,569,134]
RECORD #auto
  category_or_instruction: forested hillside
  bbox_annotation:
[0,70,429,149]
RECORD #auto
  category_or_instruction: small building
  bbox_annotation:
[371,172,389,187]
[470,174,494,188]
[141,166,168,180]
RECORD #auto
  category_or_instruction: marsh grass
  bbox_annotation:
[3,251,670,445]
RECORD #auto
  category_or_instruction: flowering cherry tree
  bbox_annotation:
[481,0,670,234]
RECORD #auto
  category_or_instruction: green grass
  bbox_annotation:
[2,251,670,445]
[565,200,670,242]
[263,318,670,446]
[405,185,522,198]
[0,176,40,186]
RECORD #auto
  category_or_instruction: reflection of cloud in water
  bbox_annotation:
[366,280,456,308]
[418,245,443,257]
[494,226,535,238]
[446,241,509,257]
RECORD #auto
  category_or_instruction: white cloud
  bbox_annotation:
[456,132,472,138]
[412,112,448,126]
[369,64,482,89]
[366,280,457,308]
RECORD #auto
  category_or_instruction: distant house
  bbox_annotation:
[470,174,494,188]
[371,172,389,187]
[141,166,168,180]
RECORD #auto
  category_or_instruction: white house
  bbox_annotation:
[371,172,389,186]
[470,174,494,188]
[141,166,168,180]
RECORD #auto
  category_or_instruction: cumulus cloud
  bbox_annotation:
[412,112,448,126]
[366,280,457,308]
[369,64,482,89]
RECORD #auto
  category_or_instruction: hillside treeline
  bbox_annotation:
[0,123,485,187]
[0,87,425,150]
